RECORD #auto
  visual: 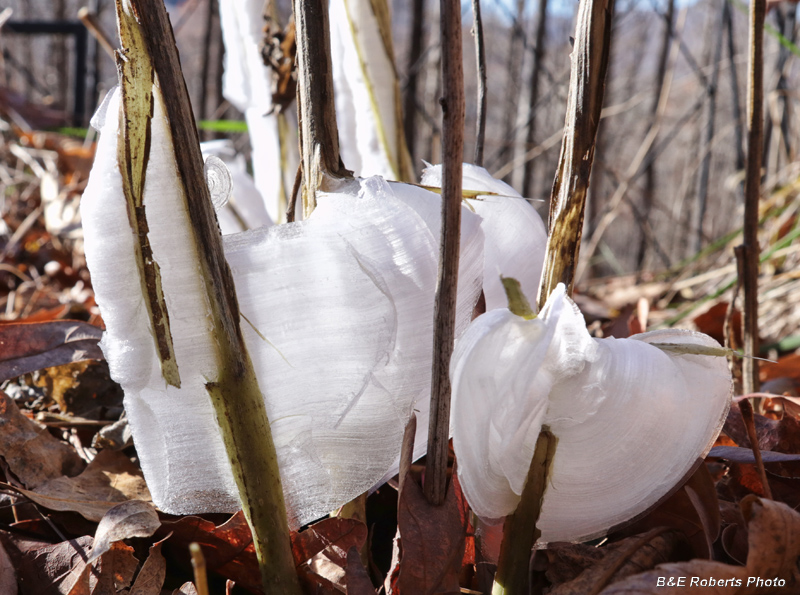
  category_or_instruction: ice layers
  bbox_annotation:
[421,163,547,311]
[81,87,483,527]
[450,284,732,542]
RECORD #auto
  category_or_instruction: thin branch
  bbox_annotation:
[424,0,465,507]
[521,0,549,198]
[742,0,765,395]
[471,0,487,166]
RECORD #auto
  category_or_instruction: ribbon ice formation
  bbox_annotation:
[450,283,732,542]
[81,87,483,528]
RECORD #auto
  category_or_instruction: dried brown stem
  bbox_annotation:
[537,0,614,306]
[742,0,765,395]
[292,0,348,216]
[494,0,613,592]
[471,0,487,166]
[423,0,465,507]
[737,398,773,499]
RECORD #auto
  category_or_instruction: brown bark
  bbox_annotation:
[424,0,465,508]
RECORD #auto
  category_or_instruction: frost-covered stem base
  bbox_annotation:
[492,429,557,595]
[206,360,302,593]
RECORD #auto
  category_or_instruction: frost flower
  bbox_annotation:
[450,284,732,542]
[81,88,483,528]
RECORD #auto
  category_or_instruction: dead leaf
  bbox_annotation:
[33,360,122,419]
[90,541,139,593]
[345,546,376,594]
[292,517,368,568]
[0,533,92,594]
[0,539,18,595]
[129,539,167,595]
[723,406,800,453]
[761,353,800,385]
[543,541,614,585]
[395,475,468,595]
[160,512,260,592]
[89,500,160,562]
[597,496,800,594]
[172,583,198,595]
[1,449,151,522]
[693,302,741,348]
[0,320,103,382]
[0,390,84,488]
[548,529,687,595]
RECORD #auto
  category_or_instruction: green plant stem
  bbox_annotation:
[492,429,557,595]
[114,1,301,592]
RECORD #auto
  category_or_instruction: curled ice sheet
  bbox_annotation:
[219,0,298,223]
[82,87,483,526]
[201,141,272,234]
[450,284,732,542]
[422,163,547,311]
[204,155,232,212]
[330,0,412,181]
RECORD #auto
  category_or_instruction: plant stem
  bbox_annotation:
[537,0,614,305]
[115,1,301,592]
[293,0,348,217]
[742,0,765,395]
[471,0,487,166]
[424,0,465,507]
[493,0,613,591]
[492,429,557,595]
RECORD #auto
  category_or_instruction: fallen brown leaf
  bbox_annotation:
[611,464,719,559]
[89,500,160,562]
[543,541,615,585]
[172,582,198,595]
[0,533,92,594]
[548,529,687,595]
[0,390,84,488]
[160,512,260,591]
[89,541,138,594]
[597,496,800,594]
[1,448,151,522]
[346,546,376,594]
[129,539,167,595]
[0,321,103,383]
[395,475,468,595]
[0,539,18,595]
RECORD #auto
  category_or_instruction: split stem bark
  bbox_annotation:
[293,0,348,217]
[115,1,301,592]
